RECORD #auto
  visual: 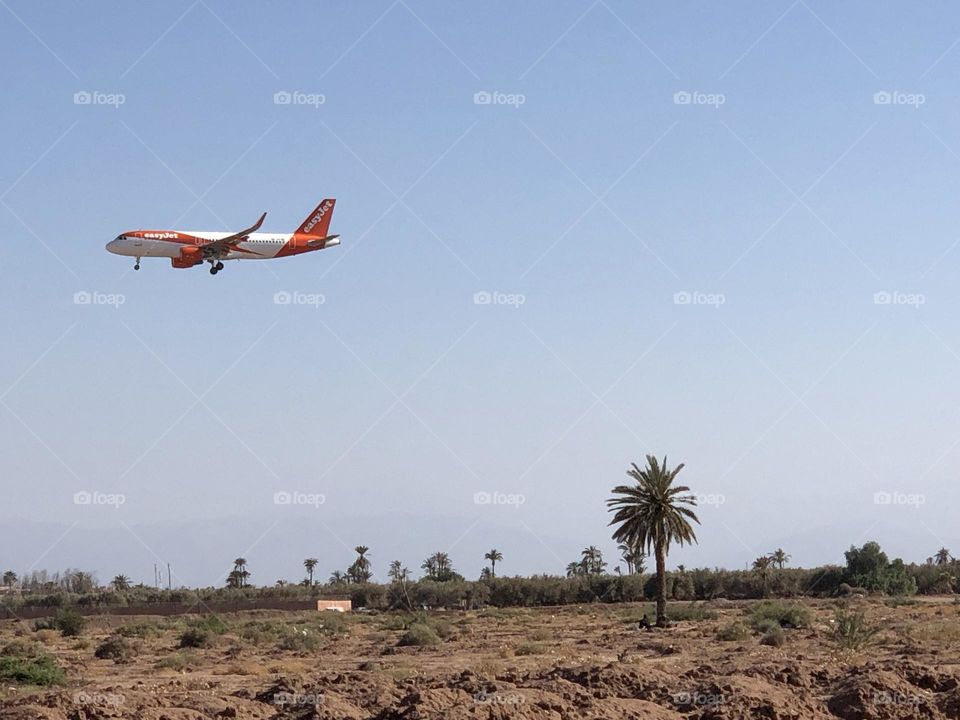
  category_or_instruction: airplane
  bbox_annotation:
[106,198,340,275]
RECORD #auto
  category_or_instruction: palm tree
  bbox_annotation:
[388,560,409,583]
[388,560,414,610]
[111,574,131,591]
[580,546,606,575]
[484,549,503,577]
[303,558,318,585]
[2,571,17,587]
[608,455,699,627]
[769,548,790,570]
[566,562,583,578]
[348,546,372,583]
[752,556,772,596]
[421,552,456,581]
[329,570,346,584]
[936,548,952,566]
[233,558,248,588]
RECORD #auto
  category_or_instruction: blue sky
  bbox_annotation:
[3,1,960,587]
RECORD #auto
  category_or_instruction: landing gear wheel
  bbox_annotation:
[215,261,224,271]
[134,257,141,271]
[210,266,218,275]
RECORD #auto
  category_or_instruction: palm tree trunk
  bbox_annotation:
[655,540,667,627]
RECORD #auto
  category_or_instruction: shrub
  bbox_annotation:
[277,628,323,653]
[831,608,877,651]
[753,618,781,635]
[760,625,786,647]
[179,627,214,648]
[191,614,228,635]
[94,635,137,662]
[53,607,85,637]
[318,610,348,635]
[116,621,162,638]
[527,628,552,642]
[716,622,750,641]
[156,652,197,671]
[749,601,811,630]
[515,641,545,656]
[433,620,457,640]
[0,654,65,685]
[398,622,440,647]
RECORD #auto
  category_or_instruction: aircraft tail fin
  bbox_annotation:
[295,198,336,237]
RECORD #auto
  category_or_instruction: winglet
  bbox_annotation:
[249,212,266,234]
[219,212,266,244]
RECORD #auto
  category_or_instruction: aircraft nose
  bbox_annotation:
[106,236,122,253]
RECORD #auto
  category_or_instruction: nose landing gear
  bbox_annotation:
[134,257,141,271]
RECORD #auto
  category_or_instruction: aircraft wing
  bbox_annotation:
[199,212,266,256]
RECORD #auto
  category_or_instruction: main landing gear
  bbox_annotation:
[134,257,141,271]
[209,260,225,275]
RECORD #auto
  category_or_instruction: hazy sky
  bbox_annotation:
[2,1,960,588]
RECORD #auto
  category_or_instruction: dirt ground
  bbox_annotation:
[2,597,960,719]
